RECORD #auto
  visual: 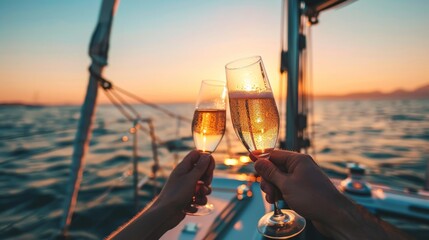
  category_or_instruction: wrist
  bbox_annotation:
[316,194,363,239]
[151,196,183,216]
[319,195,399,240]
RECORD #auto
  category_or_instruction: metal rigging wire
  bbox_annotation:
[109,88,142,120]
[297,14,316,156]
[114,85,192,123]
[90,65,191,123]
[105,88,169,145]
[299,16,308,153]
[103,90,134,122]
[278,0,288,144]
[306,24,317,157]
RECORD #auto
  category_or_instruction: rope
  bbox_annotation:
[110,89,142,120]
[112,87,166,143]
[103,90,134,122]
[89,66,190,123]
[104,89,150,137]
[103,87,186,148]
[114,86,191,123]
[99,81,167,194]
[107,89,173,149]
[92,67,194,153]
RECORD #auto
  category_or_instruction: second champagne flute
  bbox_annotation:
[225,56,306,239]
[186,80,226,216]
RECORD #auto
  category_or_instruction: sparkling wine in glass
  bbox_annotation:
[226,56,306,239]
[186,80,226,216]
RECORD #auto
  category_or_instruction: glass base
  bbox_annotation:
[184,203,214,216]
[257,209,306,239]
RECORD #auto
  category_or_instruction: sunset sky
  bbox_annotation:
[0,0,428,105]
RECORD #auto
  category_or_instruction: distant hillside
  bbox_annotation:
[316,83,429,100]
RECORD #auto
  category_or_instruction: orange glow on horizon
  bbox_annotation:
[1,1,428,105]
[2,52,427,106]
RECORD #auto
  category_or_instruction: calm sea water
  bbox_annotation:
[0,99,428,239]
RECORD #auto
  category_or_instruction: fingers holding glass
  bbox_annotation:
[186,80,226,216]
[226,56,305,239]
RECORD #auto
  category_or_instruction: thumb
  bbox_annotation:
[254,159,285,187]
[187,154,212,181]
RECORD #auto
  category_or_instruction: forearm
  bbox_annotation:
[320,196,412,240]
[106,199,184,240]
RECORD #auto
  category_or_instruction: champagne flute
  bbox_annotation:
[186,80,226,216]
[225,56,306,238]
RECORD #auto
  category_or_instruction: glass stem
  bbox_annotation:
[272,185,284,216]
[273,201,284,216]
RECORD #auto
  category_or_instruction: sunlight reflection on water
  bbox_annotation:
[0,99,428,239]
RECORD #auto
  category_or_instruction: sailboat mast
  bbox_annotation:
[60,0,119,235]
[285,0,301,151]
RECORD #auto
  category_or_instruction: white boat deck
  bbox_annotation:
[162,177,268,240]
[160,174,429,239]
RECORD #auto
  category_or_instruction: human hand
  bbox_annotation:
[154,150,215,219]
[254,150,413,239]
[106,151,215,240]
[253,150,349,233]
